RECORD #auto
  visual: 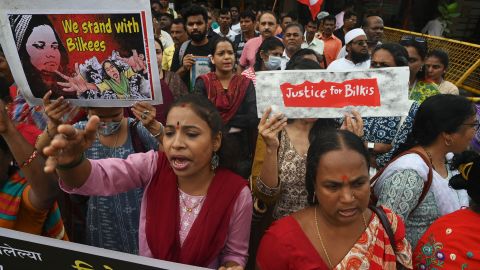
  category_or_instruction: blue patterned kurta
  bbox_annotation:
[73,118,158,254]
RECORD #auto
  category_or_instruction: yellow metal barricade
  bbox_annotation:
[383,27,480,95]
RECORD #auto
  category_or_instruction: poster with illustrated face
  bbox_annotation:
[255,67,411,118]
[0,0,162,107]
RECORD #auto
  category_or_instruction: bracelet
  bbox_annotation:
[56,153,86,171]
[152,122,164,138]
[19,150,39,169]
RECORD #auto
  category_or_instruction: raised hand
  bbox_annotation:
[43,91,74,127]
[43,115,99,173]
[258,107,287,149]
[119,49,147,73]
[56,63,93,94]
[340,110,364,138]
[182,54,195,71]
[131,101,157,128]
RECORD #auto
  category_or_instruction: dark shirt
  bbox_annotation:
[170,38,215,89]
[233,32,260,59]
[334,27,346,46]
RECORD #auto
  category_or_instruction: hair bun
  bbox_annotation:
[449,175,468,190]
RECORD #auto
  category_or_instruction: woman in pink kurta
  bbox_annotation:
[44,95,252,269]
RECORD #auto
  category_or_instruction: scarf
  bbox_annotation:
[199,72,251,124]
[145,153,246,266]
[105,72,129,98]
[0,171,67,240]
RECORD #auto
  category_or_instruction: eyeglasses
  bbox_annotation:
[463,122,480,131]
[401,35,426,43]
[371,62,392,68]
[351,40,368,46]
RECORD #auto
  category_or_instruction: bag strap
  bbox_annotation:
[371,149,433,211]
[369,206,396,252]
[178,40,191,65]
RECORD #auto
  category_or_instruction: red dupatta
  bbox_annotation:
[199,72,251,124]
[145,152,247,266]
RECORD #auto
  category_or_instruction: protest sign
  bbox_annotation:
[0,0,162,107]
[190,56,211,92]
[0,228,207,270]
[255,67,411,118]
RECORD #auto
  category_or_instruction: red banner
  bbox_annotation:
[280,78,381,108]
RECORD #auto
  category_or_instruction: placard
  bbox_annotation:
[255,67,411,118]
[0,228,207,270]
[190,56,211,92]
[0,0,162,107]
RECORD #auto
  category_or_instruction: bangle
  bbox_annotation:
[19,150,39,169]
[56,153,86,171]
[152,122,164,138]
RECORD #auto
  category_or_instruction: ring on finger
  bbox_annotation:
[141,113,147,120]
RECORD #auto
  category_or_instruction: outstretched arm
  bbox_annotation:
[56,63,97,94]
[0,100,59,210]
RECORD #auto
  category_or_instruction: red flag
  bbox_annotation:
[297,0,324,20]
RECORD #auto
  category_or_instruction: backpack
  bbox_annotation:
[370,149,433,212]
[178,40,192,65]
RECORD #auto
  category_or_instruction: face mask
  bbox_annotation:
[264,55,283,70]
[98,121,122,136]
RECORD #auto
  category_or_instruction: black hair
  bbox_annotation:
[280,13,296,24]
[344,11,358,21]
[449,151,480,212]
[101,60,123,80]
[219,8,231,16]
[172,18,184,26]
[154,37,164,52]
[239,10,256,21]
[253,37,284,72]
[209,37,236,72]
[372,43,409,67]
[182,4,208,25]
[396,94,476,155]
[323,15,336,24]
[400,36,429,79]
[156,12,174,22]
[0,137,16,177]
[286,58,321,70]
[284,22,304,34]
[426,49,450,72]
[165,94,236,171]
[286,48,323,70]
[306,130,370,205]
[13,15,70,99]
[306,19,320,28]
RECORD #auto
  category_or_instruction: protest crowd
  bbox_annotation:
[2,0,480,269]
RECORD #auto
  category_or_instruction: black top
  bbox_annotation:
[334,27,346,46]
[170,38,216,88]
[233,32,260,59]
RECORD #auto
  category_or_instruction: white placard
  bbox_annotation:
[255,67,411,118]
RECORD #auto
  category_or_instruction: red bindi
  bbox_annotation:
[341,175,349,182]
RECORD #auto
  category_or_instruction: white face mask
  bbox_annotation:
[264,55,283,70]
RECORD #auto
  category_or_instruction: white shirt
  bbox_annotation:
[231,22,241,35]
[214,27,236,41]
[159,30,174,49]
[281,50,290,70]
[302,34,325,56]
[422,18,445,37]
[335,11,345,30]
[327,57,371,71]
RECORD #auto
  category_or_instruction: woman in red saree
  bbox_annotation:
[193,37,257,179]
[256,129,412,270]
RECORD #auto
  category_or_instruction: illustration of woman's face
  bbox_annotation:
[25,25,61,73]
[104,62,120,81]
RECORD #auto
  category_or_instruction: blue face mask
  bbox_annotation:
[98,121,122,136]
[265,55,283,70]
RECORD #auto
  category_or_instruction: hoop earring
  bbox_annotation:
[211,152,219,171]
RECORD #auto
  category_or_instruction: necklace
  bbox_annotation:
[179,191,205,213]
[314,206,368,269]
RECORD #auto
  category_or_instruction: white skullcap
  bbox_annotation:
[316,11,329,20]
[345,28,367,45]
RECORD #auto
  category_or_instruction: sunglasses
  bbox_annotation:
[401,35,426,43]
